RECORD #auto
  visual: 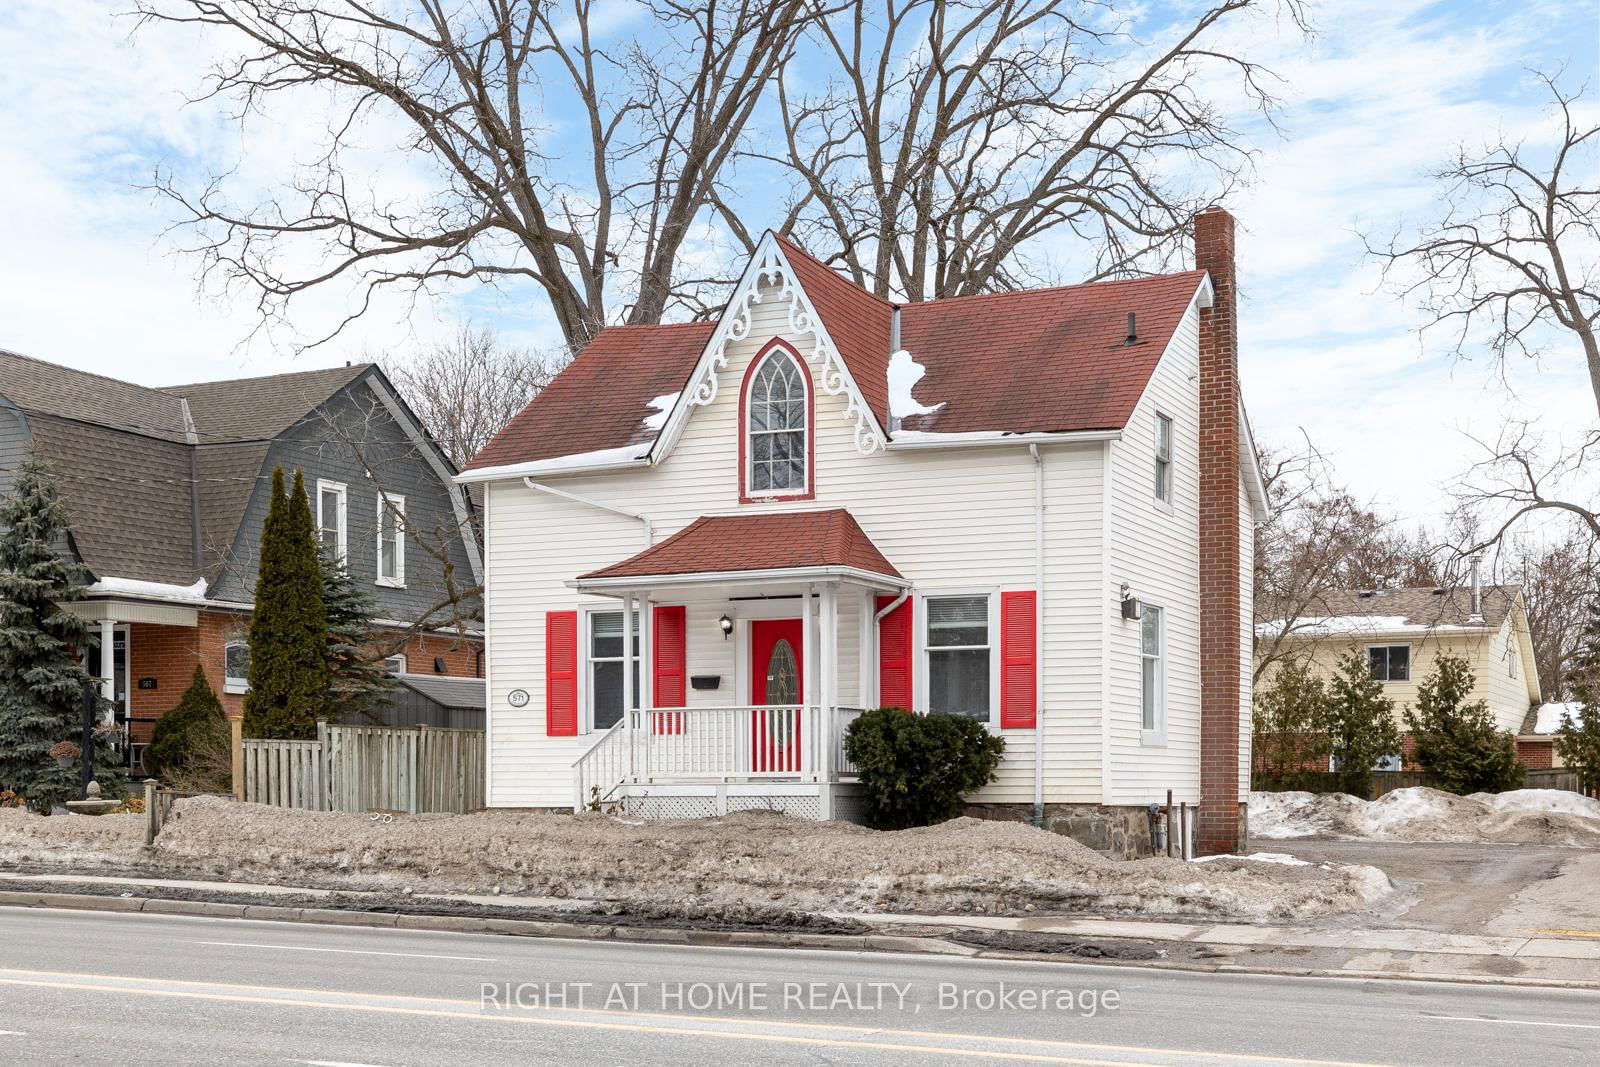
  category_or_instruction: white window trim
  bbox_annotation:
[223,639,250,695]
[745,347,811,499]
[376,493,406,588]
[1140,602,1167,746]
[384,654,407,675]
[917,587,1000,729]
[1367,643,1410,683]
[1153,412,1174,512]
[580,603,641,735]
[315,479,348,563]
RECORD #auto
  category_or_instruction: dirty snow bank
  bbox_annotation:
[1253,788,1600,846]
[0,808,145,868]
[142,799,1386,921]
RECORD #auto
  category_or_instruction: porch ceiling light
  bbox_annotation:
[718,614,734,640]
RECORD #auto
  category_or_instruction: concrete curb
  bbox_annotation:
[5,888,1600,990]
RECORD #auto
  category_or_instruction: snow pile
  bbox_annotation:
[0,808,145,868]
[104,800,1386,921]
[1253,787,1600,846]
[1193,852,1311,866]
[887,349,945,421]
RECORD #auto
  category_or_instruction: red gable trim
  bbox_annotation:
[737,338,816,505]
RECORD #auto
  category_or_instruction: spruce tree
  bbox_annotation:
[1252,661,1335,792]
[145,664,231,792]
[243,467,327,739]
[320,543,396,722]
[0,449,125,811]
[1556,593,1600,796]
[1404,652,1524,794]
[1326,651,1401,798]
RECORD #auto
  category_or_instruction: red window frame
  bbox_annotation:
[738,338,816,504]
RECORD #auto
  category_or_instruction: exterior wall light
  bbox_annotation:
[718,614,734,639]
[1119,583,1142,621]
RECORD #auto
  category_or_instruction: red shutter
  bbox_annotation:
[652,605,687,734]
[1000,590,1037,729]
[545,611,578,736]
[877,595,914,711]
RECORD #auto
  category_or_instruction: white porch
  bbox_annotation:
[567,511,908,819]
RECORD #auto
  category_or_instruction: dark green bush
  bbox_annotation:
[146,665,232,792]
[1404,653,1525,795]
[843,707,1005,829]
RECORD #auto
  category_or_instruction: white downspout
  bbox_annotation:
[1029,444,1045,826]
[523,478,653,547]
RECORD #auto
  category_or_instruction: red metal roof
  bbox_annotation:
[465,322,714,471]
[579,509,901,581]
[462,235,1207,472]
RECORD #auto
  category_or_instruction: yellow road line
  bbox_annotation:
[1531,929,1600,939]
[0,968,1400,1067]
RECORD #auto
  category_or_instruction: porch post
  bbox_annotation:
[857,588,873,707]
[819,583,836,783]
[638,590,653,713]
[97,618,116,724]
[622,591,636,780]
[801,584,814,779]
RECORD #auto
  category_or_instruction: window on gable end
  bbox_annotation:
[1154,413,1174,505]
[745,347,809,498]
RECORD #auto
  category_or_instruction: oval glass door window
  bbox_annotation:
[766,639,799,705]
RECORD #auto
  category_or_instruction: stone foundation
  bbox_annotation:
[963,801,1249,860]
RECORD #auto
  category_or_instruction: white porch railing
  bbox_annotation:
[572,705,868,811]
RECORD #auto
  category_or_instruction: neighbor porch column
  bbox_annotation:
[97,617,115,724]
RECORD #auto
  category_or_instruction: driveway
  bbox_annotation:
[1266,839,1600,938]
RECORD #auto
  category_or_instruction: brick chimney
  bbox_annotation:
[1194,207,1244,856]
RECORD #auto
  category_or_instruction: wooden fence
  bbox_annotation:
[239,722,484,814]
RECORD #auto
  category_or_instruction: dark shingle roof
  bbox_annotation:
[162,364,370,443]
[0,352,374,585]
[394,674,486,711]
[1284,585,1523,631]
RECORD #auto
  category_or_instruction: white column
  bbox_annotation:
[621,592,636,718]
[819,583,836,782]
[97,618,116,724]
[857,588,872,708]
[639,591,653,714]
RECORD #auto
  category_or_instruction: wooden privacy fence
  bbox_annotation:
[240,723,484,814]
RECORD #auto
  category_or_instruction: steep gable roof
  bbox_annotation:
[468,323,713,473]
[459,237,1209,477]
[897,271,1207,434]
[0,347,188,441]
[162,364,369,443]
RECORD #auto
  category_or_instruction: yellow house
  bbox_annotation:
[1255,583,1541,764]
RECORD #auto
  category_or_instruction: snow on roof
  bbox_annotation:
[642,392,679,433]
[887,349,944,421]
[1533,702,1585,735]
[1254,615,1482,639]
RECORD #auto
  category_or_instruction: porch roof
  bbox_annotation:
[576,509,903,589]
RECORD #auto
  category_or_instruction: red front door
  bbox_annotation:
[751,618,803,773]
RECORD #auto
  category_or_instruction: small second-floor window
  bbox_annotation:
[1369,644,1410,682]
[926,595,991,722]
[748,349,808,495]
[316,479,347,562]
[224,639,250,694]
[384,654,407,675]
[377,494,405,587]
[1154,414,1173,505]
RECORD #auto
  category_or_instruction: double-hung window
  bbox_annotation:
[926,595,991,722]
[376,494,405,587]
[1141,605,1164,741]
[589,610,640,730]
[1369,645,1410,682]
[1154,414,1174,506]
[316,479,348,563]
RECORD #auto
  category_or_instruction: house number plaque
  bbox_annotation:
[507,689,530,708]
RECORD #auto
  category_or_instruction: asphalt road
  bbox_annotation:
[1,906,1597,1066]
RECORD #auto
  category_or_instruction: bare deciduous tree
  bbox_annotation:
[386,324,565,467]
[1453,423,1600,557]
[1253,439,1442,684]
[1370,72,1600,414]
[135,0,816,350]
[1505,532,1598,701]
[758,0,1307,299]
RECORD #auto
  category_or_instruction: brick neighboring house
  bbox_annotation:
[0,352,483,771]
[459,208,1266,856]
[1255,580,1541,769]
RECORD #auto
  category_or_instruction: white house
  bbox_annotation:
[458,208,1268,856]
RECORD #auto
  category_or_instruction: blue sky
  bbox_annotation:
[0,0,1594,527]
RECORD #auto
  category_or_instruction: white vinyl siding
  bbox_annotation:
[480,275,1146,808]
